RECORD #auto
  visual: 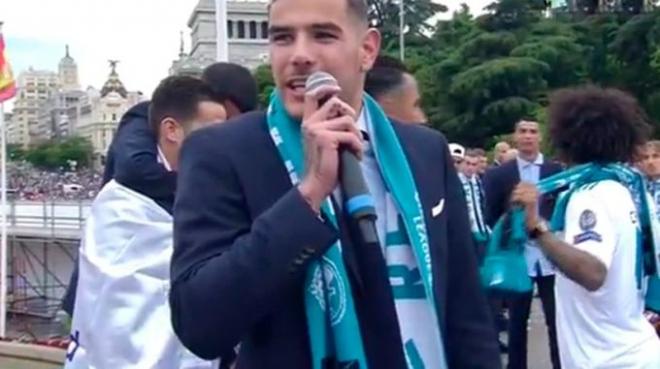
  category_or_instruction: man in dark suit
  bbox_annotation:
[483,120,563,369]
[170,0,500,368]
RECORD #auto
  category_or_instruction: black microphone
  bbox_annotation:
[304,71,379,245]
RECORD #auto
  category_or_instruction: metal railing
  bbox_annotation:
[3,201,91,239]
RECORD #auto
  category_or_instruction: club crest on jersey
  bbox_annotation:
[579,209,597,230]
[574,209,602,244]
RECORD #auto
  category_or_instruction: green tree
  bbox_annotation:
[442,57,548,145]
[368,0,447,51]
[24,137,93,170]
[609,12,660,124]
[253,64,275,108]
[479,0,544,31]
[6,144,25,161]
[58,137,94,168]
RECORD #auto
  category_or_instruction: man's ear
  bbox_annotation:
[360,28,381,73]
[161,117,179,142]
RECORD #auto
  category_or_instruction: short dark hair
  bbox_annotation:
[514,118,539,131]
[465,149,479,158]
[648,140,660,154]
[365,55,409,99]
[268,0,369,24]
[345,0,369,23]
[472,148,486,157]
[548,86,651,164]
[202,62,258,113]
[149,76,218,136]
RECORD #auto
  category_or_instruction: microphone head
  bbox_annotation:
[305,71,339,95]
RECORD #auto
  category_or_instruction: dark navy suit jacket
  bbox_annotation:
[170,111,501,369]
[483,159,563,227]
[104,100,177,212]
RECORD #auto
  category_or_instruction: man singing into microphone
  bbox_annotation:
[170,0,500,368]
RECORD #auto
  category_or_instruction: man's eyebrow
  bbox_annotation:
[268,22,342,33]
[268,25,293,34]
[310,22,342,32]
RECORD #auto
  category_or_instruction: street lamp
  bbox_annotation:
[399,0,405,61]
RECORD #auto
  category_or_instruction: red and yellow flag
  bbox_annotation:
[0,32,16,103]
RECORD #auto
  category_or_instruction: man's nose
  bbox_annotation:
[290,35,315,70]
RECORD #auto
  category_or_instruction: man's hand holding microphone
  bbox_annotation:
[297,75,363,214]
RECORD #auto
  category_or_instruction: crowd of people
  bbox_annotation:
[451,112,660,368]
[7,162,102,201]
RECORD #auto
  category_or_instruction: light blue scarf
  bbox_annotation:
[482,163,660,310]
[266,91,446,369]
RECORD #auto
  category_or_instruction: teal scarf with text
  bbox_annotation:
[482,163,660,311]
[266,92,447,369]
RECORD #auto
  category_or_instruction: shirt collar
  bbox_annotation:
[157,146,173,172]
[357,107,368,135]
[516,153,544,167]
[458,172,477,183]
[357,108,374,156]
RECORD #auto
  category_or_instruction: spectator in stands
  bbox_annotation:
[365,55,427,124]
[7,162,102,201]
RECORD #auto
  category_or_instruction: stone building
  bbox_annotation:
[185,0,269,71]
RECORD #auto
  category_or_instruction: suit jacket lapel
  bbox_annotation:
[540,162,552,180]
[509,160,521,185]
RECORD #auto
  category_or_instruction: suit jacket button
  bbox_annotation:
[303,247,315,255]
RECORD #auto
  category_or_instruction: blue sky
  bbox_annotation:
[6,37,65,77]
[1,0,490,102]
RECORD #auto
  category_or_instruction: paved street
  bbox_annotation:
[501,298,553,369]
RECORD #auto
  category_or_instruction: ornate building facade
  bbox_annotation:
[76,62,142,167]
[182,0,269,72]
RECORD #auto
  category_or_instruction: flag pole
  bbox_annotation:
[0,19,8,338]
[399,0,405,61]
[215,0,229,62]
[0,100,7,339]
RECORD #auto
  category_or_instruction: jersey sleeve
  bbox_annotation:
[563,188,617,269]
